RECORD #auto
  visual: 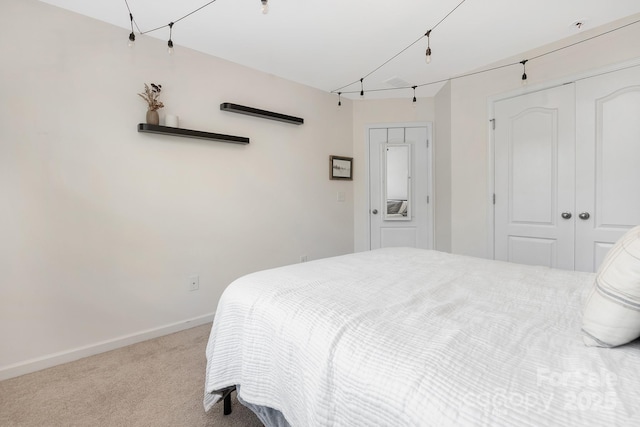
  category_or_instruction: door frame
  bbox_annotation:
[486,57,640,259]
[364,122,434,251]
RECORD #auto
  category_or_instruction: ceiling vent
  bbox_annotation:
[384,76,411,88]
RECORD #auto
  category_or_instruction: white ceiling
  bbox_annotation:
[39,0,640,99]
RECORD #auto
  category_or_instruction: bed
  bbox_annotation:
[204,230,640,426]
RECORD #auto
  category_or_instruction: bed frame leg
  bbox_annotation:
[222,386,235,415]
[223,393,232,415]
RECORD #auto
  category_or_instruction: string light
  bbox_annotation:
[331,0,468,95]
[261,0,269,15]
[125,0,220,50]
[412,86,417,103]
[332,5,640,98]
[520,59,528,85]
[425,30,432,64]
[332,13,640,100]
[120,0,640,100]
[337,92,342,107]
[167,22,174,55]
[128,13,135,47]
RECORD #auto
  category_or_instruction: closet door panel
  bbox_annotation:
[494,84,575,270]
[575,65,640,272]
[597,89,640,226]
[510,109,556,225]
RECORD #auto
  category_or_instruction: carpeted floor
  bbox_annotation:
[0,323,263,426]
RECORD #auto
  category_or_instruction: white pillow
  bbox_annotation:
[582,225,640,347]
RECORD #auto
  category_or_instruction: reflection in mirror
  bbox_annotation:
[384,144,411,221]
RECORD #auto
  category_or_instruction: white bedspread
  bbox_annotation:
[204,248,640,426]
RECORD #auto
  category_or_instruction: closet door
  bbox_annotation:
[494,84,576,269]
[575,65,640,272]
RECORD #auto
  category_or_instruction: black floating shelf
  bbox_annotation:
[137,123,249,145]
[220,103,304,125]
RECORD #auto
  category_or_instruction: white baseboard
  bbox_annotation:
[0,313,215,381]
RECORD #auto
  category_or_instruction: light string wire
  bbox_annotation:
[124,0,220,36]
[124,0,141,33]
[335,16,640,96]
[332,0,468,94]
[528,16,640,61]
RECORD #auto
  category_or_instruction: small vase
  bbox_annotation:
[146,110,159,125]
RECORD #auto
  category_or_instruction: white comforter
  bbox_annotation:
[204,248,640,426]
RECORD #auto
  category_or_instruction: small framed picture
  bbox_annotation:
[330,155,353,180]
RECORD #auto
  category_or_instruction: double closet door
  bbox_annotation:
[494,65,640,272]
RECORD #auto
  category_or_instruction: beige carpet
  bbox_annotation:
[0,323,263,427]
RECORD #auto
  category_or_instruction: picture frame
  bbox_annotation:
[330,155,353,180]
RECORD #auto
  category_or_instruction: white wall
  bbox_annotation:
[351,99,435,252]
[434,81,452,253]
[448,13,640,257]
[0,0,354,378]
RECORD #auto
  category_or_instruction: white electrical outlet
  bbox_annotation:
[188,275,200,291]
[300,255,308,263]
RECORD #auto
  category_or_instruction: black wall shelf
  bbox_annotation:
[220,103,304,125]
[137,123,249,145]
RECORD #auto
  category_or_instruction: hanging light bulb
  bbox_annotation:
[520,59,528,85]
[167,22,174,55]
[360,78,364,98]
[261,0,269,14]
[128,13,135,47]
[425,30,432,64]
[337,92,342,107]
[412,86,417,103]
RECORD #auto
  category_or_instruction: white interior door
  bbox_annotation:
[575,65,640,271]
[494,84,576,269]
[369,125,432,250]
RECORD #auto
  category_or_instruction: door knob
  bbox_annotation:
[372,209,378,215]
[579,212,590,220]
[561,212,572,220]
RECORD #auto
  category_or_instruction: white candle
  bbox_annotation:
[165,114,179,127]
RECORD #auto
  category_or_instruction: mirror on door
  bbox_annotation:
[384,144,412,221]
